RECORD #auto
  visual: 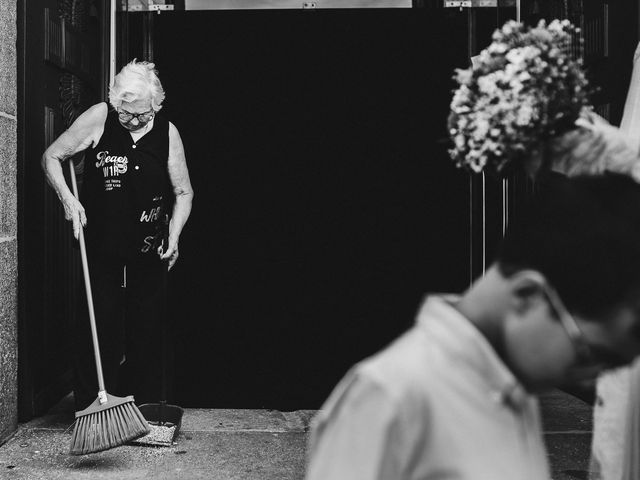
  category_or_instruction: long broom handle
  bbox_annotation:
[68,159,107,400]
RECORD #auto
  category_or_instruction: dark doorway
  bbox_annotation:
[122,9,472,409]
[18,0,109,420]
[116,2,639,410]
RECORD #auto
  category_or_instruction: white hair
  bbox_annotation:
[108,59,165,111]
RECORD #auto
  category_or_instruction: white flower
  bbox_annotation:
[451,85,470,105]
[500,20,518,36]
[469,154,487,173]
[522,46,542,61]
[473,118,490,140]
[516,103,534,126]
[505,48,524,65]
[455,68,473,85]
[488,42,508,55]
[519,71,531,82]
[547,19,571,35]
[506,46,540,66]
[478,75,498,95]
[504,62,519,79]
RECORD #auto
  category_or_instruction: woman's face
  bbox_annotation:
[116,98,155,132]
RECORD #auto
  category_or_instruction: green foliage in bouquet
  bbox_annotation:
[448,20,592,176]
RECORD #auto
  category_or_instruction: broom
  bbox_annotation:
[67,158,150,455]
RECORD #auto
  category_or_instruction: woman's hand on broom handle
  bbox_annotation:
[61,192,87,240]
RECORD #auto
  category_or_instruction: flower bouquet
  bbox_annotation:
[448,19,592,176]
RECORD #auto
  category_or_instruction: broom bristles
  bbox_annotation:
[70,394,150,455]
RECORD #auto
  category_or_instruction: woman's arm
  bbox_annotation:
[41,102,108,239]
[160,121,194,269]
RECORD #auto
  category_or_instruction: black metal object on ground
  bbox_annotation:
[134,402,184,446]
[134,214,184,447]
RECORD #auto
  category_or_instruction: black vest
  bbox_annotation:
[83,107,170,259]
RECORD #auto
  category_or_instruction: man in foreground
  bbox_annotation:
[306,173,640,480]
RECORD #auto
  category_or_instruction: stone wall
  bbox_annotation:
[0,0,18,445]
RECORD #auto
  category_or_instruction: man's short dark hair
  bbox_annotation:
[497,172,640,320]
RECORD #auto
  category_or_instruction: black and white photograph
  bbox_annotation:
[2,0,640,479]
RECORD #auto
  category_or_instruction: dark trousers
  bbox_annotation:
[72,252,171,411]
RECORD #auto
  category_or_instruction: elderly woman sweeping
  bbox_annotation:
[42,59,194,411]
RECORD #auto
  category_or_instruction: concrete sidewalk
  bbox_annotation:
[541,391,593,480]
[0,390,592,479]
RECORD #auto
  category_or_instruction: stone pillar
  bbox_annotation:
[0,0,18,445]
